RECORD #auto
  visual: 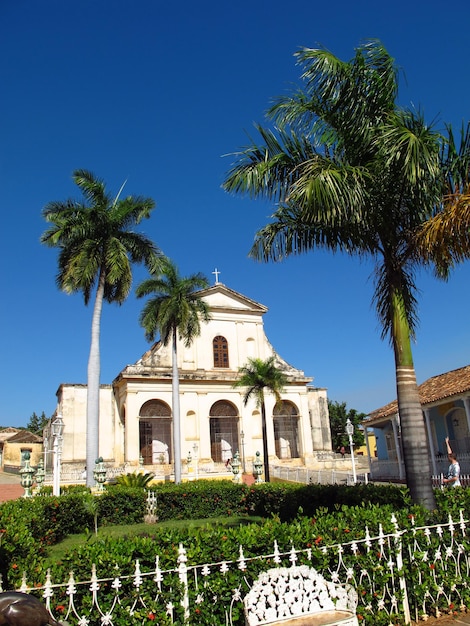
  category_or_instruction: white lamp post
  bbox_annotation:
[345,418,357,485]
[51,414,64,496]
[43,435,49,474]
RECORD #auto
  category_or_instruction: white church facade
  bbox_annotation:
[52,283,332,477]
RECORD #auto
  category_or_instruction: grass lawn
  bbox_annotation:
[44,515,264,564]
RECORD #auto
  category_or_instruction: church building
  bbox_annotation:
[53,283,332,477]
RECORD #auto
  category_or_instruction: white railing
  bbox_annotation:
[271,465,369,485]
[432,473,470,488]
[43,462,235,487]
[368,459,405,481]
[5,512,470,625]
[433,452,470,475]
[370,454,470,483]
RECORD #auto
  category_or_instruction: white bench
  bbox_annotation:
[244,565,358,626]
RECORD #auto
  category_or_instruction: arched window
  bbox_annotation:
[139,400,172,465]
[209,400,239,463]
[273,401,300,459]
[213,336,229,368]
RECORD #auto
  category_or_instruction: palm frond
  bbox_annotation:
[136,259,211,347]
[377,110,442,187]
[73,169,109,207]
[233,357,288,407]
[41,170,158,306]
[373,260,419,341]
[416,188,470,275]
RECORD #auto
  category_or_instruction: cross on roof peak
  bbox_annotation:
[212,268,221,284]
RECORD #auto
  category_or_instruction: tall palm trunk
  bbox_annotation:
[260,394,270,482]
[86,271,105,487]
[172,327,182,484]
[391,291,436,509]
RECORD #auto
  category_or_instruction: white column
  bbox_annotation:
[424,409,437,476]
[193,443,199,480]
[463,397,470,432]
[125,390,140,464]
[364,426,372,474]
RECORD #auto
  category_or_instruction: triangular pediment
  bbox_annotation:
[197,283,268,314]
[114,283,313,382]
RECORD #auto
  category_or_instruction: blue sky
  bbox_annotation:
[1,0,469,427]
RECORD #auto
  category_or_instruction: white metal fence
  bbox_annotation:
[432,474,470,488]
[4,512,470,625]
[370,453,470,483]
[271,464,369,485]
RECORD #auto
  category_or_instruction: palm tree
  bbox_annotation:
[136,259,211,484]
[41,169,161,486]
[223,41,470,509]
[234,357,288,482]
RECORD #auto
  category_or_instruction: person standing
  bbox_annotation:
[442,437,461,487]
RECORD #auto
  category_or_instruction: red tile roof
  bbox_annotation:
[367,364,470,422]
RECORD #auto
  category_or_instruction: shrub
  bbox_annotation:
[0,486,147,586]
[115,471,155,488]
[148,480,250,520]
[97,487,146,525]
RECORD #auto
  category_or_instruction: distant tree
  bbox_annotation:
[136,258,211,484]
[234,357,288,482]
[26,411,49,434]
[41,169,161,486]
[328,401,365,452]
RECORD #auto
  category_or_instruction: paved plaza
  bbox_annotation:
[0,470,24,502]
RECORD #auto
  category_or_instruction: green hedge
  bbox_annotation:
[144,480,251,520]
[147,480,411,521]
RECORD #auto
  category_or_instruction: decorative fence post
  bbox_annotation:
[391,514,411,624]
[178,543,189,621]
[20,452,35,498]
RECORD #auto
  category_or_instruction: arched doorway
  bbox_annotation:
[209,400,239,462]
[139,400,172,464]
[273,401,300,459]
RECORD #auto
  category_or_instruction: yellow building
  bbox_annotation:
[0,428,43,472]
